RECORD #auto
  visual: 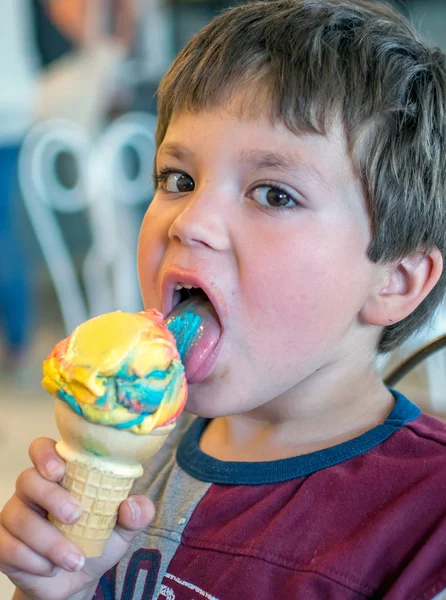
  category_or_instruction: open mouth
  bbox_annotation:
[172,284,210,311]
[165,281,223,383]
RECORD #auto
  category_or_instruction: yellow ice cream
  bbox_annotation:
[42,310,187,434]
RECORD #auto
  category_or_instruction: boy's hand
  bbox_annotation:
[0,438,154,600]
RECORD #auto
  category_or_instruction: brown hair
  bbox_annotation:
[155,0,446,352]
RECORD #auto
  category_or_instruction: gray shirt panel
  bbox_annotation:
[114,414,211,600]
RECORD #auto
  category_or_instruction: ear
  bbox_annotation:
[360,248,443,327]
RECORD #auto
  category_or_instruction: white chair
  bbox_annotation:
[83,112,157,317]
[18,112,157,334]
[18,119,91,333]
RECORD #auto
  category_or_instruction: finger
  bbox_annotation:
[15,468,83,525]
[115,495,155,539]
[0,523,59,578]
[1,498,85,573]
[29,437,65,482]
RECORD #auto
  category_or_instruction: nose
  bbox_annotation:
[168,188,231,251]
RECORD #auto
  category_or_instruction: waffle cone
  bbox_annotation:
[48,458,137,557]
[49,399,175,557]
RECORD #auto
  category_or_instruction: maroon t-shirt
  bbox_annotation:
[95,392,446,599]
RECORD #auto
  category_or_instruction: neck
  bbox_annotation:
[199,354,394,462]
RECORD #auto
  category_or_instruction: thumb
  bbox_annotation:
[82,495,155,579]
[115,495,155,544]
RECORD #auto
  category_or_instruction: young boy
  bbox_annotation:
[2,0,446,598]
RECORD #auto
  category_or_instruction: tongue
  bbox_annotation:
[166,296,221,381]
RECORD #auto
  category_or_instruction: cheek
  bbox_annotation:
[239,224,371,356]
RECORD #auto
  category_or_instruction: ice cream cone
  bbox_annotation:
[42,310,188,556]
[49,398,175,557]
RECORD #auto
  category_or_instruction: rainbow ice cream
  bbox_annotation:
[42,309,187,434]
[42,309,187,556]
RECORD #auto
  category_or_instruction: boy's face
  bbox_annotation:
[138,102,381,418]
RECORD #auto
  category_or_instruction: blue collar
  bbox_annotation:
[176,390,420,485]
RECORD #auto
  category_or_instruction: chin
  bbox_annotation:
[184,382,232,419]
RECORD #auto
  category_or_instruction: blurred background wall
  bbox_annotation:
[410,0,446,47]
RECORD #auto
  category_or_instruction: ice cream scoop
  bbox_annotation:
[42,309,188,556]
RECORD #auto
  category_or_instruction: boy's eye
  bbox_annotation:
[158,170,195,193]
[251,185,297,209]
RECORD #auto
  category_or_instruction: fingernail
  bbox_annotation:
[63,552,85,572]
[60,502,83,523]
[45,460,63,477]
[128,497,141,522]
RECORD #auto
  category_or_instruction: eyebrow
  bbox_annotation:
[157,142,327,187]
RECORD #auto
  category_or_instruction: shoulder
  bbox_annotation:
[373,409,446,471]
[341,409,446,513]
[352,389,446,479]
[403,410,446,448]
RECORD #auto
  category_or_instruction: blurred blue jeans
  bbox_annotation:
[0,144,31,355]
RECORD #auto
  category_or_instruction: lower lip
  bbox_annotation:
[186,335,223,384]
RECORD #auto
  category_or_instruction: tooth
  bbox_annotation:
[174,283,195,290]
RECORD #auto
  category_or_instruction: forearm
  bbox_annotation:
[44,0,136,47]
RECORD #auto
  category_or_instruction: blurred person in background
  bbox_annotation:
[0,0,137,378]
[0,0,38,376]
[36,0,137,130]
[45,0,135,48]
